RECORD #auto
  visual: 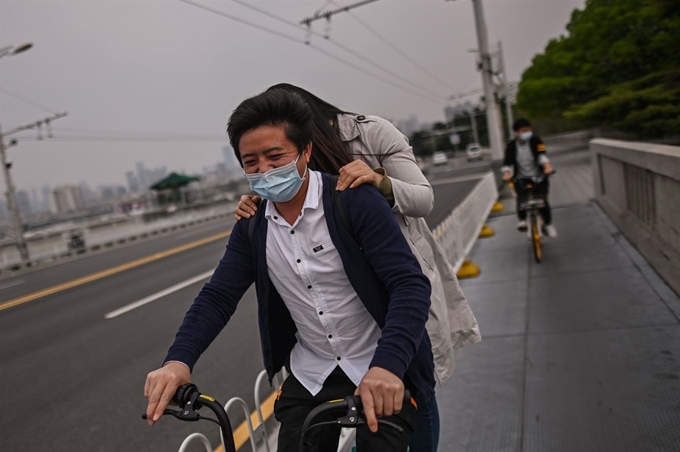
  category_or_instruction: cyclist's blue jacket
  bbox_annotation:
[165,172,436,399]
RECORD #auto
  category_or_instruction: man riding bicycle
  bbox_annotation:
[144,90,434,452]
[501,118,557,238]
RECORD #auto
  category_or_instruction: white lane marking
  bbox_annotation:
[104,270,213,319]
[0,279,25,291]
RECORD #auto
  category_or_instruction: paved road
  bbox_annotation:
[0,166,487,452]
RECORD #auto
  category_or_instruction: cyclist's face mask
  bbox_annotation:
[244,154,308,203]
[519,131,533,142]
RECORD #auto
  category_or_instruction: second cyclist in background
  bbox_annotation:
[502,118,557,238]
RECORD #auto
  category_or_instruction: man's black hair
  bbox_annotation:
[513,118,532,131]
[226,89,313,166]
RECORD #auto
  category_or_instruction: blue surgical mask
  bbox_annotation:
[244,155,307,203]
[520,131,533,141]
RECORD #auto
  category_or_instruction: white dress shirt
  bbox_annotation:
[265,170,382,396]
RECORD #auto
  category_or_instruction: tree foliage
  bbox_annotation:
[516,0,680,137]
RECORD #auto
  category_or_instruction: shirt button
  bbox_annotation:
[296,259,301,263]
[290,230,295,234]
[307,285,312,289]
[318,311,323,315]
[274,216,278,220]
[336,357,341,361]
[328,334,333,339]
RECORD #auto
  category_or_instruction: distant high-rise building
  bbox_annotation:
[16,190,32,216]
[79,181,96,205]
[100,186,116,200]
[51,186,84,214]
[115,186,127,198]
[222,145,241,180]
[41,185,52,212]
[126,171,140,193]
[136,161,149,189]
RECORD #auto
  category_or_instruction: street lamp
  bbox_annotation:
[0,42,34,265]
[0,42,33,59]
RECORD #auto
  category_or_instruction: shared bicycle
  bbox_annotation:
[142,383,411,452]
[512,173,554,263]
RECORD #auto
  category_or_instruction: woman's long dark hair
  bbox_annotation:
[266,83,355,175]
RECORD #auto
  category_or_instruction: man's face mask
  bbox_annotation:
[520,131,533,142]
[244,154,307,203]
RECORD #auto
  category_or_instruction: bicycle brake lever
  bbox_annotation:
[337,396,363,427]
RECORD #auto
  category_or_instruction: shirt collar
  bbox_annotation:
[264,170,322,224]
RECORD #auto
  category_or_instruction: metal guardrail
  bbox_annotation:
[0,203,237,271]
[433,171,498,272]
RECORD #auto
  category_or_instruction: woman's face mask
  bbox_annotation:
[244,154,307,203]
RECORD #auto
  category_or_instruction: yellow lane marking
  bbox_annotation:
[214,390,278,452]
[0,230,231,312]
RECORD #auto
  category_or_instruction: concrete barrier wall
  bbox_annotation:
[590,138,680,295]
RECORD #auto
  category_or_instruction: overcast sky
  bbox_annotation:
[1,0,585,192]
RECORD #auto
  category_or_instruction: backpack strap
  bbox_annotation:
[330,175,353,235]
[247,199,267,242]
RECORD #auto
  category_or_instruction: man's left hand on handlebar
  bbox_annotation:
[354,366,405,433]
[144,362,191,426]
[542,162,555,175]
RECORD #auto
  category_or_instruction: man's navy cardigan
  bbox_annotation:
[165,173,435,399]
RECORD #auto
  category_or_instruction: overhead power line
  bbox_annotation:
[177,0,444,103]
[0,88,61,115]
[223,0,446,101]
[341,7,456,91]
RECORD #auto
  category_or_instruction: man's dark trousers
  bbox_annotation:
[274,366,416,452]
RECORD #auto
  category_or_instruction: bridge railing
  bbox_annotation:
[590,138,680,295]
[433,170,498,273]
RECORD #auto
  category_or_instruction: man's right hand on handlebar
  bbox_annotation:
[502,171,512,182]
[144,362,191,426]
[235,195,261,220]
[355,366,405,433]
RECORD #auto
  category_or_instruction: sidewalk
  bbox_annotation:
[437,201,680,451]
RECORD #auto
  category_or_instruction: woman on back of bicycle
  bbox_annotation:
[235,83,481,452]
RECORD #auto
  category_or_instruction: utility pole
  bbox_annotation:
[497,40,515,140]
[471,0,505,163]
[0,112,67,264]
[470,111,480,144]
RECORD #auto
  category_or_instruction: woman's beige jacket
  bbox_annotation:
[338,113,481,385]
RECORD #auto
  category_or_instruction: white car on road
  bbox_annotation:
[466,143,483,161]
[432,151,448,166]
